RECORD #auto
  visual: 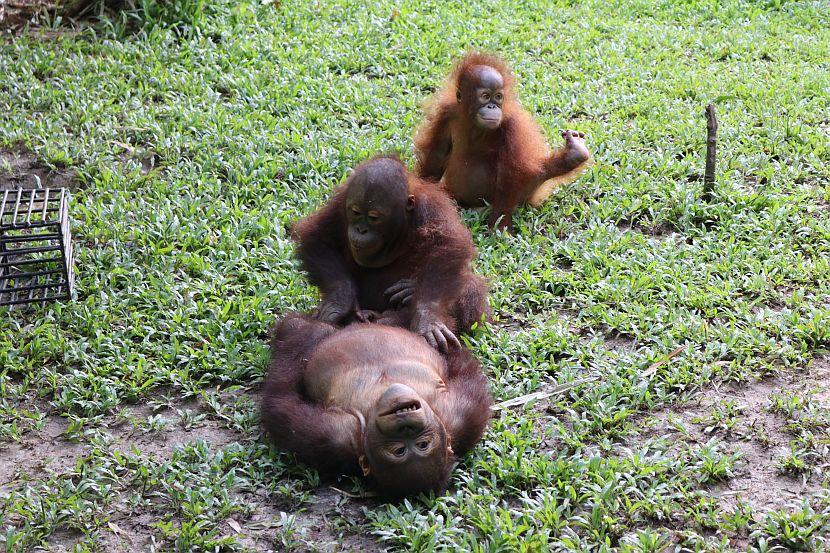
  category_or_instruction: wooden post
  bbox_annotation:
[703,104,718,202]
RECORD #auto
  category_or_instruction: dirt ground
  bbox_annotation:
[637,355,830,514]
[0,147,78,190]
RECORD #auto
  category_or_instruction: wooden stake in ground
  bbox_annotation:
[703,104,718,202]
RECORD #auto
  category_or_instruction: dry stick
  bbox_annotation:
[640,344,687,380]
[491,376,598,412]
[703,104,718,202]
[331,486,376,498]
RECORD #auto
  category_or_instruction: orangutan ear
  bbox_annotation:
[406,195,415,211]
[456,90,462,103]
[358,455,371,477]
[447,446,454,457]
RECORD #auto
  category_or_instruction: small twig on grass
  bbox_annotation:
[703,104,718,202]
[640,345,687,380]
[330,486,376,499]
[492,377,598,412]
[107,522,132,543]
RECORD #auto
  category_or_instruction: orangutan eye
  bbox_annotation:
[495,93,503,102]
[351,207,361,216]
[417,440,430,450]
[482,93,490,102]
[367,212,380,222]
[392,445,406,456]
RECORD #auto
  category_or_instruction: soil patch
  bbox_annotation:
[635,361,830,514]
[0,146,80,190]
[0,414,88,493]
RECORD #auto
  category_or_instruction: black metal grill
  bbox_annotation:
[0,188,75,307]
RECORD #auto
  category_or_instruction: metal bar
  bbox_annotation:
[0,256,63,267]
[0,293,70,306]
[1,244,62,255]
[0,220,62,231]
[41,188,49,220]
[0,190,8,222]
[0,237,6,293]
[2,281,62,293]
[25,189,36,225]
[0,233,61,244]
[58,199,69,299]
[60,189,75,298]
[0,268,61,280]
[11,188,22,227]
[63,221,74,297]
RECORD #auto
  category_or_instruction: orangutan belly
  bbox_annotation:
[445,155,495,207]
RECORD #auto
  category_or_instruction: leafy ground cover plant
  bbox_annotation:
[1,0,829,550]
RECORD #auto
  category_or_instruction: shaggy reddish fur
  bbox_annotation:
[261,314,492,496]
[291,155,488,334]
[415,52,593,230]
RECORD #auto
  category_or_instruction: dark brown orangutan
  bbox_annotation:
[261,313,491,498]
[415,52,593,230]
[291,155,488,352]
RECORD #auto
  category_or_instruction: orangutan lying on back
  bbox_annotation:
[261,313,491,498]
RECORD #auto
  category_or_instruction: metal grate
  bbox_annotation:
[0,187,75,307]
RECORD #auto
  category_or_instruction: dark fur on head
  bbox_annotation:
[371,451,456,499]
[451,52,515,106]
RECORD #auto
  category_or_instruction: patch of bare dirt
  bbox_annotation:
[0,0,93,34]
[117,412,242,459]
[255,487,383,552]
[0,414,87,493]
[92,515,157,553]
[494,311,527,333]
[0,397,245,493]
[603,333,637,351]
[616,218,677,239]
[41,529,87,553]
[3,397,253,552]
[0,146,80,190]
[635,361,830,514]
[93,463,381,552]
[593,323,638,351]
[811,355,830,404]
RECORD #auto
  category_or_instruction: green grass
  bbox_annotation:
[1,0,830,550]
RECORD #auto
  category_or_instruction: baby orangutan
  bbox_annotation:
[415,52,593,230]
[292,155,489,352]
[261,313,491,498]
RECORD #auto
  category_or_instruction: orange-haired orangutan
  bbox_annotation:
[291,155,488,352]
[415,53,593,230]
[261,313,491,498]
